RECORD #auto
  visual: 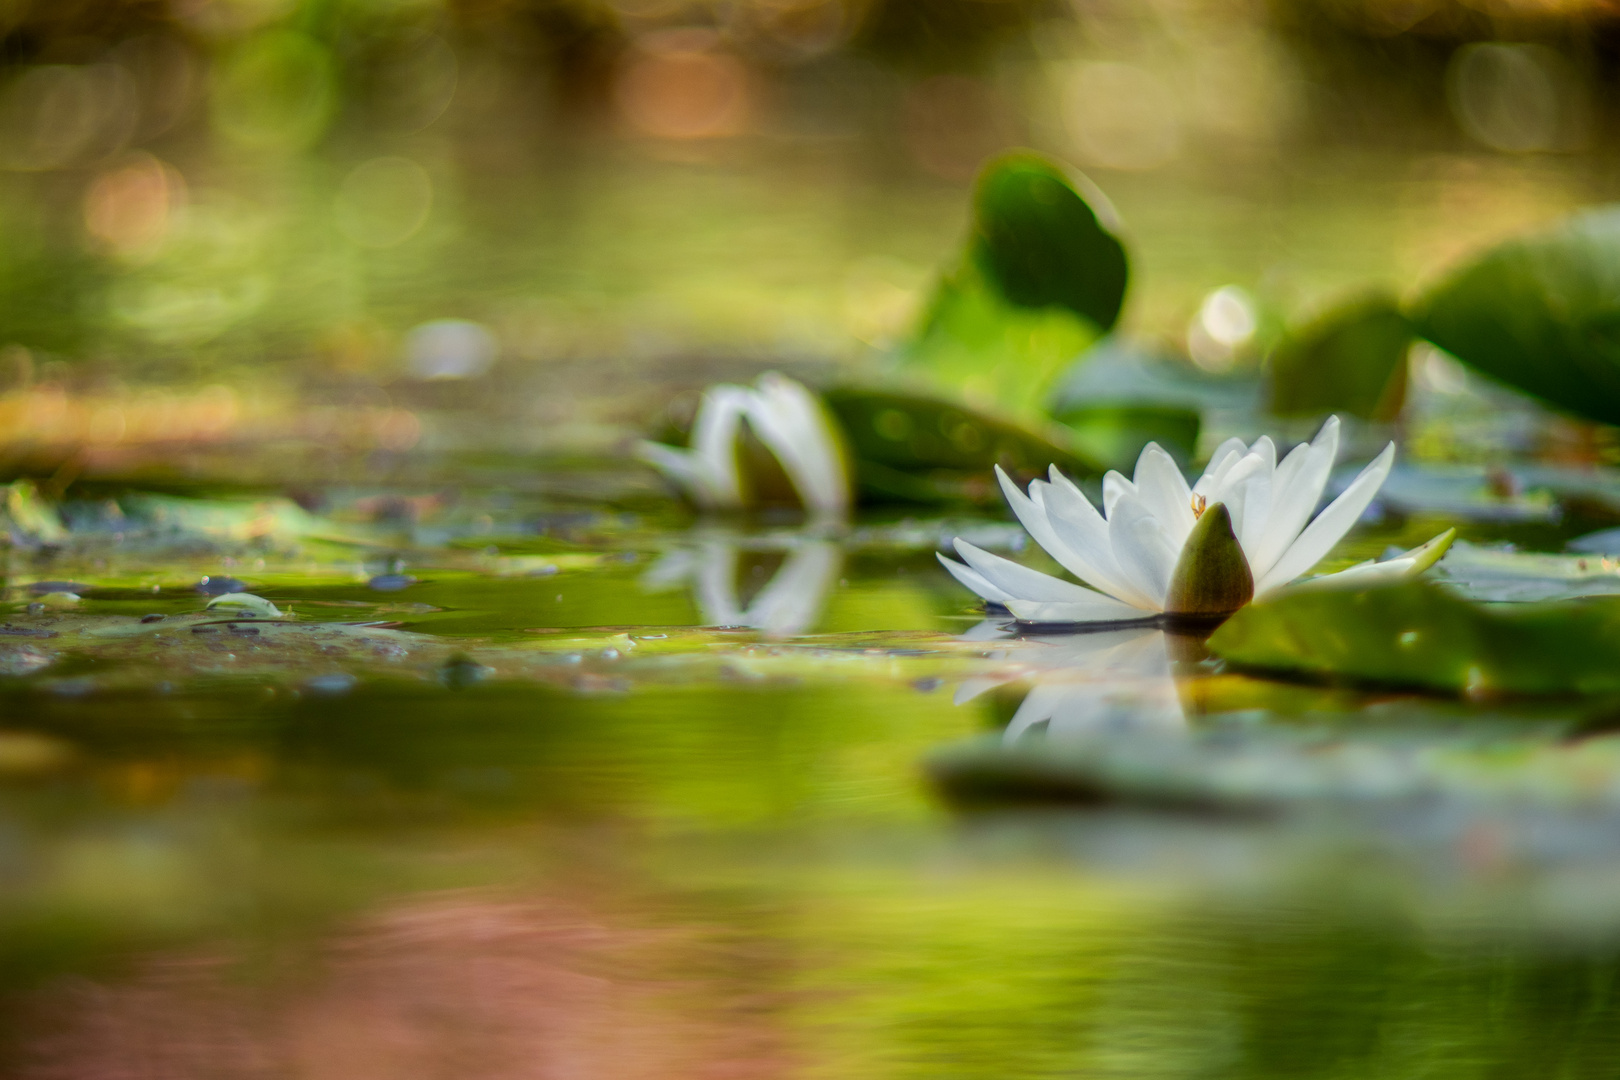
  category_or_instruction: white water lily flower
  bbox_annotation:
[636,373,852,517]
[939,415,1453,624]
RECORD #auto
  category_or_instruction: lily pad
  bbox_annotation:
[901,153,1128,419]
[1268,293,1411,422]
[1435,541,1620,602]
[968,151,1128,333]
[903,266,1101,420]
[1208,580,1620,696]
[1411,206,1620,426]
[822,387,1093,503]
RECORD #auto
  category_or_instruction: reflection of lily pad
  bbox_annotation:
[929,719,1620,813]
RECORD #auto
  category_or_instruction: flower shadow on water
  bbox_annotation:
[641,534,842,638]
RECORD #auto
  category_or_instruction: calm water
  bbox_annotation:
[0,465,1618,1079]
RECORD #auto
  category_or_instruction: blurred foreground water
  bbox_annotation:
[0,464,1617,1077]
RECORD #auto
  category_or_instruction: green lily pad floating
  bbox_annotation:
[1435,541,1620,602]
[902,152,1128,419]
[1268,293,1411,422]
[1209,580,1620,696]
[1411,206,1620,427]
[822,386,1094,504]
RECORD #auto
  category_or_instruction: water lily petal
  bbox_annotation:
[1192,437,1250,498]
[688,384,753,505]
[1039,467,1156,608]
[996,467,1149,606]
[749,374,852,516]
[1205,449,1271,545]
[937,553,1016,604]
[995,468,1072,563]
[954,538,1122,605]
[1102,470,1136,514]
[1130,443,1196,550]
[1247,417,1339,578]
[1106,490,1178,607]
[1003,595,1151,624]
[636,441,728,508]
[1254,442,1396,596]
[1232,437,1278,555]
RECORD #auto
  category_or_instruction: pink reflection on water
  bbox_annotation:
[22,893,791,1080]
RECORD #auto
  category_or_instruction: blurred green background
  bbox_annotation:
[0,0,1615,462]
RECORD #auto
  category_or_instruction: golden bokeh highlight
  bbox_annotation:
[614,29,753,140]
[84,153,187,259]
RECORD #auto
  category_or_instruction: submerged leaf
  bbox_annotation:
[1411,206,1620,426]
[1209,580,1620,696]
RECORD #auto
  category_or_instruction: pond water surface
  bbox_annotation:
[2,458,1620,1079]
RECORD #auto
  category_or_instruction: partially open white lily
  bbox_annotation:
[636,373,852,517]
[939,415,1454,625]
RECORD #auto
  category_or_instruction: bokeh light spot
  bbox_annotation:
[405,320,496,380]
[212,31,336,150]
[0,64,138,171]
[614,29,752,140]
[1188,285,1257,371]
[1062,62,1181,172]
[85,153,187,260]
[1447,43,1585,153]
[335,157,433,248]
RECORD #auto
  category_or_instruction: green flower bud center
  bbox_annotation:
[1164,502,1254,618]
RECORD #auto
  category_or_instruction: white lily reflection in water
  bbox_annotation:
[956,622,1193,743]
[643,535,841,638]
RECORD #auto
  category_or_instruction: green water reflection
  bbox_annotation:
[1,504,1620,1076]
